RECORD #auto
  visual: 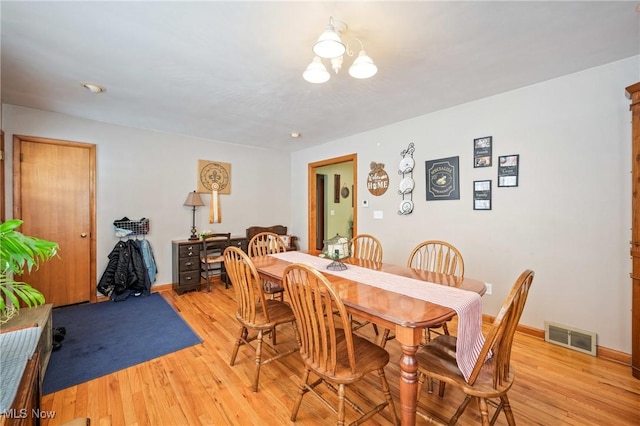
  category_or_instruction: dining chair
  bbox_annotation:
[224,246,299,392]
[415,269,534,425]
[199,233,231,291]
[349,234,383,337]
[283,263,399,426]
[379,240,464,348]
[247,231,287,300]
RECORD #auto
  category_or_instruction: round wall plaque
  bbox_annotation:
[367,162,389,196]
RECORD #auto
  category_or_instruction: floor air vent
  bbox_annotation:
[544,321,597,356]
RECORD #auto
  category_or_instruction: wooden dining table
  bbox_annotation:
[251,252,486,426]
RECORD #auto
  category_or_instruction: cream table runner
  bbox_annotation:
[271,251,485,382]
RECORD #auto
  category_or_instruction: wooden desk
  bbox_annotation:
[252,254,485,426]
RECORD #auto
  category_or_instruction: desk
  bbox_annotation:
[252,253,485,426]
[172,237,247,294]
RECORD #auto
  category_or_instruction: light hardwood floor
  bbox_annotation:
[41,285,640,426]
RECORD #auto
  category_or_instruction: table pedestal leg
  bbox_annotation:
[396,327,422,426]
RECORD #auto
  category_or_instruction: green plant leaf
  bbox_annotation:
[1,219,58,315]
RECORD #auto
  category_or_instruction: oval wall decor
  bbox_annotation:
[367,162,389,196]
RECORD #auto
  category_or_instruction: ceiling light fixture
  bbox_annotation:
[81,82,106,94]
[303,17,377,84]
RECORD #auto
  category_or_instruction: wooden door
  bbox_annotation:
[626,82,640,380]
[13,136,96,307]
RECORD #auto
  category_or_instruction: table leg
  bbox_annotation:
[395,326,423,426]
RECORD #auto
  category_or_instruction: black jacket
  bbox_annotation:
[98,240,151,301]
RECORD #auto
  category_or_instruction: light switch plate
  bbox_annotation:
[373,210,383,219]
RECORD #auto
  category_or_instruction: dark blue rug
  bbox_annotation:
[43,293,202,394]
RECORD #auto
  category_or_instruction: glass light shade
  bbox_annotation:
[303,56,330,83]
[313,25,346,59]
[348,51,378,79]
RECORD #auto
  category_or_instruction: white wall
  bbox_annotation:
[290,56,639,354]
[2,105,291,288]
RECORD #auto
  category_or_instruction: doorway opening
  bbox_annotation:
[307,154,357,252]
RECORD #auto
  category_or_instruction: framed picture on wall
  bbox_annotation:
[473,136,492,168]
[497,154,519,187]
[426,156,460,201]
[473,180,492,210]
[334,174,341,203]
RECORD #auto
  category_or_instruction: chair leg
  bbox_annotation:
[291,369,311,421]
[229,326,247,366]
[477,397,491,426]
[337,383,346,426]
[501,394,516,426]
[450,395,472,425]
[378,368,399,426]
[379,328,391,348]
[252,330,264,392]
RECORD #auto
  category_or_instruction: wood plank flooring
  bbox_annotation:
[40,285,640,425]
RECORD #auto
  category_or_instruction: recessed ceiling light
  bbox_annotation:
[290,132,301,138]
[81,82,106,94]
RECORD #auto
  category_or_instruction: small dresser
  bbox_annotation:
[172,237,247,295]
[171,240,202,295]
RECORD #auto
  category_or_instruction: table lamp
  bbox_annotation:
[183,190,205,240]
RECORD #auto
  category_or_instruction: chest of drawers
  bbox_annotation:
[172,237,247,295]
[172,240,202,295]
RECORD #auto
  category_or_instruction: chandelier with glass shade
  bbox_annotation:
[303,17,378,84]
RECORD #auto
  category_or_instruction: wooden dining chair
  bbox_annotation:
[283,263,399,426]
[379,240,464,348]
[247,231,287,300]
[224,246,299,392]
[349,234,383,337]
[415,269,534,425]
[350,233,383,263]
[200,233,231,291]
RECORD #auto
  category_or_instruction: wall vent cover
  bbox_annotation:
[544,321,597,356]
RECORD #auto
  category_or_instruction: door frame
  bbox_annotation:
[307,153,357,252]
[13,135,98,303]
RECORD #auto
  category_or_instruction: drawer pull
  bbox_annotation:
[185,262,193,266]
[185,276,192,281]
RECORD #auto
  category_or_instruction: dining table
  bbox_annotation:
[251,251,487,426]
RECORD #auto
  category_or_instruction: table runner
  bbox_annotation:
[271,251,485,382]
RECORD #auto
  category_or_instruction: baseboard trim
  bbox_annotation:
[482,314,631,366]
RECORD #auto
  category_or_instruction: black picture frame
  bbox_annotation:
[473,136,492,168]
[426,156,460,201]
[334,174,341,203]
[497,154,519,187]
[473,180,492,210]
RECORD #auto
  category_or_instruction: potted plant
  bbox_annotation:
[0,219,59,323]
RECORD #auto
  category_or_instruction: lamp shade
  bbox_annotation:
[303,56,330,83]
[348,50,378,79]
[313,24,346,59]
[183,191,205,207]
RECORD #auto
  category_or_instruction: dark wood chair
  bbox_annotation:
[199,233,231,291]
[248,231,287,300]
[246,225,297,251]
[224,246,299,392]
[283,263,399,426]
[415,269,534,425]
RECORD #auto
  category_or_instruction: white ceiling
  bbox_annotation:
[1,1,638,152]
